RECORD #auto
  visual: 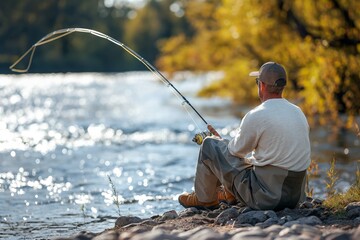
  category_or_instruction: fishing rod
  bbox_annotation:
[10,28,220,143]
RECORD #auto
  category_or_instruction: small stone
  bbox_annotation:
[297,216,322,225]
[179,207,201,217]
[235,211,268,225]
[93,230,119,240]
[230,227,268,239]
[264,210,277,219]
[177,226,213,239]
[139,219,159,226]
[215,207,239,225]
[115,216,142,228]
[323,232,351,240]
[187,228,229,240]
[160,210,178,221]
[278,227,295,237]
[283,220,300,227]
[255,217,278,228]
[278,215,293,225]
[232,223,253,228]
[346,208,360,219]
[353,224,360,240]
[206,211,221,218]
[354,216,360,225]
[131,228,181,240]
[344,202,360,212]
[129,225,152,234]
[300,201,314,209]
[263,224,285,234]
[290,224,321,236]
[240,206,252,214]
[54,231,96,240]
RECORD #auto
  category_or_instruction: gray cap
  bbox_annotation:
[249,62,287,87]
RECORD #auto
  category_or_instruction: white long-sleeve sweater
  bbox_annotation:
[228,99,311,171]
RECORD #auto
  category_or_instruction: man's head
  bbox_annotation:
[249,62,287,101]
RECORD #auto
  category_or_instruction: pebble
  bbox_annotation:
[215,207,239,225]
[235,210,268,225]
[160,210,179,221]
[130,228,181,240]
[55,201,360,240]
[231,226,268,239]
[115,216,142,228]
[187,227,229,240]
[178,207,201,217]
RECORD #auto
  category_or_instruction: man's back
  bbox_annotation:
[228,98,311,172]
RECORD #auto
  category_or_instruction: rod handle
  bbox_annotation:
[207,124,221,138]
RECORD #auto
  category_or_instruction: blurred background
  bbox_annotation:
[1,0,359,129]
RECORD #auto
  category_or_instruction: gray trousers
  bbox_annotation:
[195,137,306,210]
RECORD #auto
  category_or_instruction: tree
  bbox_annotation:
[157,0,360,128]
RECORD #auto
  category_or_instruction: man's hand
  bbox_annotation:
[207,124,221,138]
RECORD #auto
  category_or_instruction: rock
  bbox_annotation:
[53,231,97,240]
[264,210,277,219]
[177,226,208,238]
[278,215,293,225]
[93,230,119,240]
[131,228,181,240]
[353,224,360,240]
[115,216,142,228]
[230,226,268,239]
[284,215,322,227]
[300,201,315,209]
[179,207,201,217]
[206,211,221,218]
[140,219,159,226]
[160,210,178,221]
[215,207,239,225]
[278,224,321,239]
[323,232,351,240]
[255,217,278,228]
[354,216,360,225]
[262,224,285,234]
[128,225,153,234]
[240,206,253,214]
[235,211,268,225]
[346,208,360,219]
[297,216,322,225]
[291,224,322,236]
[187,227,229,240]
[283,220,300,227]
[345,202,360,212]
[345,202,360,219]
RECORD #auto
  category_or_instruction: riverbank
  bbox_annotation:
[55,198,360,240]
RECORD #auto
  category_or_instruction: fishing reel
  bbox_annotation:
[192,131,213,145]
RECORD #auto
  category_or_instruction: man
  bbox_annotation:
[179,62,311,210]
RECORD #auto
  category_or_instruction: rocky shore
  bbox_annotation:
[55,198,360,240]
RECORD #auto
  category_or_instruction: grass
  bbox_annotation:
[325,158,339,197]
[306,159,320,197]
[107,175,122,217]
[322,160,360,212]
[315,121,360,212]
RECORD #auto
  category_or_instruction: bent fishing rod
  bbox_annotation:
[10,28,220,143]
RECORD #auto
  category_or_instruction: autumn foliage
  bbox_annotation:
[157,0,360,128]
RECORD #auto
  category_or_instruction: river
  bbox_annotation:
[0,72,359,239]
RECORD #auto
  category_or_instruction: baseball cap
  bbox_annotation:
[249,62,287,87]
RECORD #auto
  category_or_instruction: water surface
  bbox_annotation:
[0,72,358,239]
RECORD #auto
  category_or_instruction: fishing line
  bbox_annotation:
[9,27,209,131]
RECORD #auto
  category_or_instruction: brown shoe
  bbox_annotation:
[217,186,237,205]
[178,192,219,210]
